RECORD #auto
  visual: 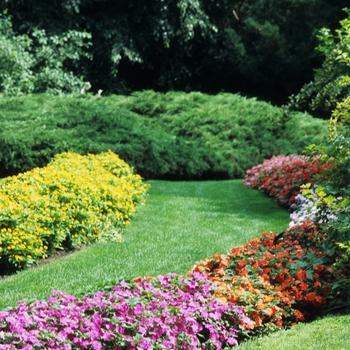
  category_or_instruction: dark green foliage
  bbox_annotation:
[0,0,348,102]
[124,91,328,178]
[197,0,349,102]
[286,8,350,117]
[0,91,328,180]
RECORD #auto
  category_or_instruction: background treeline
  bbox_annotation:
[0,0,348,104]
[0,91,327,180]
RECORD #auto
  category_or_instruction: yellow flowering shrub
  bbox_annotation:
[0,151,149,272]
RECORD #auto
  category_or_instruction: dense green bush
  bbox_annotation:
[0,91,328,179]
[125,91,328,178]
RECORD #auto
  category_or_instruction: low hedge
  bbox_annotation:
[0,91,328,180]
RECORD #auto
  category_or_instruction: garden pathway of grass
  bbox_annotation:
[0,180,289,310]
[1,180,349,349]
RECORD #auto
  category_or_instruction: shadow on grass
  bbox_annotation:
[147,179,286,218]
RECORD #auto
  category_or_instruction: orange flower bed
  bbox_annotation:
[189,221,341,338]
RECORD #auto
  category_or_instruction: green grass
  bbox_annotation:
[0,179,349,349]
[0,180,289,310]
[238,313,350,350]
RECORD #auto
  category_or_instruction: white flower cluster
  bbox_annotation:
[289,191,338,228]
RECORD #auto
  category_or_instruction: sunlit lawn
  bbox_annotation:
[0,180,289,310]
[0,179,348,349]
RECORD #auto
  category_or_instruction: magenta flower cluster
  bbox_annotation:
[0,273,251,349]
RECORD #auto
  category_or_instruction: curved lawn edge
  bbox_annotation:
[0,180,289,310]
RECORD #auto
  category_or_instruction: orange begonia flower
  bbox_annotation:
[193,265,206,273]
[229,247,242,257]
[275,271,285,283]
[216,268,226,276]
[314,264,325,273]
[296,268,307,281]
[263,252,274,260]
[298,281,308,292]
[263,294,274,303]
[237,259,247,268]
[295,251,303,259]
[133,276,143,283]
[313,295,326,307]
[219,296,228,304]
[281,296,292,307]
[276,252,286,259]
[275,318,283,329]
[251,312,263,327]
[294,309,305,321]
[240,269,249,277]
[219,259,229,269]
[305,292,315,301]
[257,302,265,310]
[282,280,291,288]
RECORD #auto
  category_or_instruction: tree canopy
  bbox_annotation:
[0,0,348,102]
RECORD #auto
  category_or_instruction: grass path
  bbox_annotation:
[0,180,289,310]
[0,180,349,349]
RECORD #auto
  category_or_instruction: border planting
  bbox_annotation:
[0,151,149,274]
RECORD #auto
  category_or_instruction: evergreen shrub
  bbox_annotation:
[0,91,328,180]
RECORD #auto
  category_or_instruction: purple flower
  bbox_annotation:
[0,273,245,348]
[138,337,152,349]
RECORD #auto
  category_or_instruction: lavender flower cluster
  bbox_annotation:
[0,273,251,349]
[289,193,338,228]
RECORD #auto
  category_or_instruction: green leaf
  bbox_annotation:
[338,198,349,208]
[290,260,309,269]
[306,269,314,281]
[324,195,335,205]
[128,297,142,306]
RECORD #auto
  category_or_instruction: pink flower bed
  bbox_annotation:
[243,155,329,208]
[0,273,251,349]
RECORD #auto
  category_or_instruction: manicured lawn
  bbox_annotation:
[238,313,350,350]
[0,180,289,310]
[0,179,348,349]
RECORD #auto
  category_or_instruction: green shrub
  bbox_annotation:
[0,151,149,274]
[285,8,350,117]
[0,91,328,179]
[125,91,329,177]
[299,99,350,305]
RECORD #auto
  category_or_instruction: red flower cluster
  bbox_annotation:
[189,221,340,338]
[243,155,329,208]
